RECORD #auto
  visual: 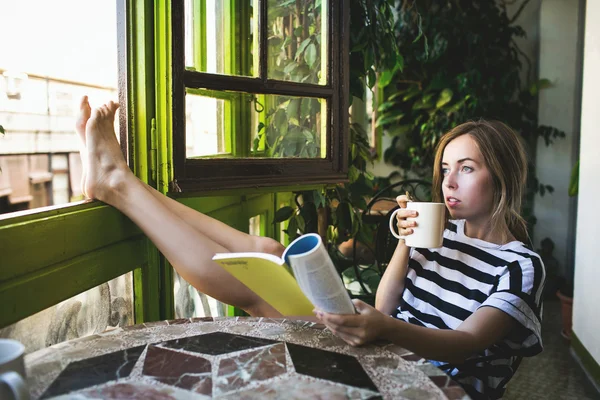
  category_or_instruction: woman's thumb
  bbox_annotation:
[352,299,368,313]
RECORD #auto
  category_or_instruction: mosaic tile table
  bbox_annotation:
[25,317,470,399]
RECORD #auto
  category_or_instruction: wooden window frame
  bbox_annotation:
[170,0,350,192]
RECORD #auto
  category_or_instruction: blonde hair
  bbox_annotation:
[432,120,529,244]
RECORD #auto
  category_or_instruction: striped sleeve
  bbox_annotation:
[478,256,545,355]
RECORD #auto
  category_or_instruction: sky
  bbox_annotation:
[0,0,118,87]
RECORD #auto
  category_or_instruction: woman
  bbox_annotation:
[315,121,545,399]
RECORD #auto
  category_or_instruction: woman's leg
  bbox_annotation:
[76,97,285,257]
[77,97,281,317]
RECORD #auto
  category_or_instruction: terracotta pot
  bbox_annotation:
[556,290,573,340]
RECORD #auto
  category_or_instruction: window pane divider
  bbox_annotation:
[183,70,333,97]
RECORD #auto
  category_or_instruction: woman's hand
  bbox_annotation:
[394,194,419,237]
[314,299,390,346]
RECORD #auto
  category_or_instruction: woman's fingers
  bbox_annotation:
[396,194,410,208]
[393,207,418,236]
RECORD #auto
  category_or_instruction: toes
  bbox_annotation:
[75,96,92,136]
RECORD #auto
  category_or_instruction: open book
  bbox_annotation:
[212,233,355,316]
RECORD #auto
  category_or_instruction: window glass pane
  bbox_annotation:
[267,0,327,85]
[185,0,256,77]
[249,214,261,236]
[174,272,227,318]
[0,272,134,354]
[186,89,327,159]
[0,1,118,216]
[186,92,226,157]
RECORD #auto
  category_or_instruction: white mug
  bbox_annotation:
[388,202,446,248]
[0,339,29,400]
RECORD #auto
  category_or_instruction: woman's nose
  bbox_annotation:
[444,171,457,189]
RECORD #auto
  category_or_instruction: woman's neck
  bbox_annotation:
[463,219,515,245]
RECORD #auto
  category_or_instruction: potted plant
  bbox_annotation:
[554,160,579,340]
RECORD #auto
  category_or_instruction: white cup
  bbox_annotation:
[388,202,446,248]
[0,339,29,400]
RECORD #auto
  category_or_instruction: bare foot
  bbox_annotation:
[75,96,91,197]
[84,101,130,203]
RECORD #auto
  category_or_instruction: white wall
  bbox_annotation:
[573,0,600,366]
[534,0,583,278]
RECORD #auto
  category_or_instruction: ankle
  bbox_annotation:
[94,168,131,204]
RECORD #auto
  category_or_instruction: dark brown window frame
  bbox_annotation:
[170,0,350,192]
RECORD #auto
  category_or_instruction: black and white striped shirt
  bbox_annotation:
[394,220,545,399]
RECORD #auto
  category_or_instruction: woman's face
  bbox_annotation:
[441,134,495,224]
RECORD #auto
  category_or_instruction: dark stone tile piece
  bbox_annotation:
[160,332,278,355]
[287,343,379,392]
[40,345,146,399]
[216,343,286,394]
[430,375,450,388]
[143,345,212,395]
[401,353,425,362]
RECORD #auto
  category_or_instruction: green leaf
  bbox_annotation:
[273,206,295,223]
[0,125,4,135]
[305,43,317,68]
[367,68,376,89]
[396,54,404,72]
[287,217,299,241]
[300,98,312,118]
[295,38,312,59]
[268,36,282,47]
[283,62,298,75]
[314,190,327,209]
[378,69,395,88]
[386,124,412,137]
[435,88,453,108]
[529,78,553,96]
[375,113,404,128]
[377,101,396,113]
[274,108,288,136]
[569,160,579,197]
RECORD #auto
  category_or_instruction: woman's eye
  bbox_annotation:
[462,166,473,172]
[441,168,449,175]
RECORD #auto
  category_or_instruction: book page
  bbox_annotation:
[212,253,314,316]
[284,234,355,314]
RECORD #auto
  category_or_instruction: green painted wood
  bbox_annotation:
[571,332,600,390]
[193,0,206,72]
[0,203,141,282]
[176,194,242,215]
[128,0,162,324]
[0,238,146,328]
[172,184,326,200]
[155,0,175,320]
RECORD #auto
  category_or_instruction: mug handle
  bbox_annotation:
[0,371,29,400]
[388,208,408,240]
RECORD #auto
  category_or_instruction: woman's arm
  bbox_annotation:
[317,301,517,363]
[375,194,416,315]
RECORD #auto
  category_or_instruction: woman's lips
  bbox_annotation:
[446,197,461,207]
